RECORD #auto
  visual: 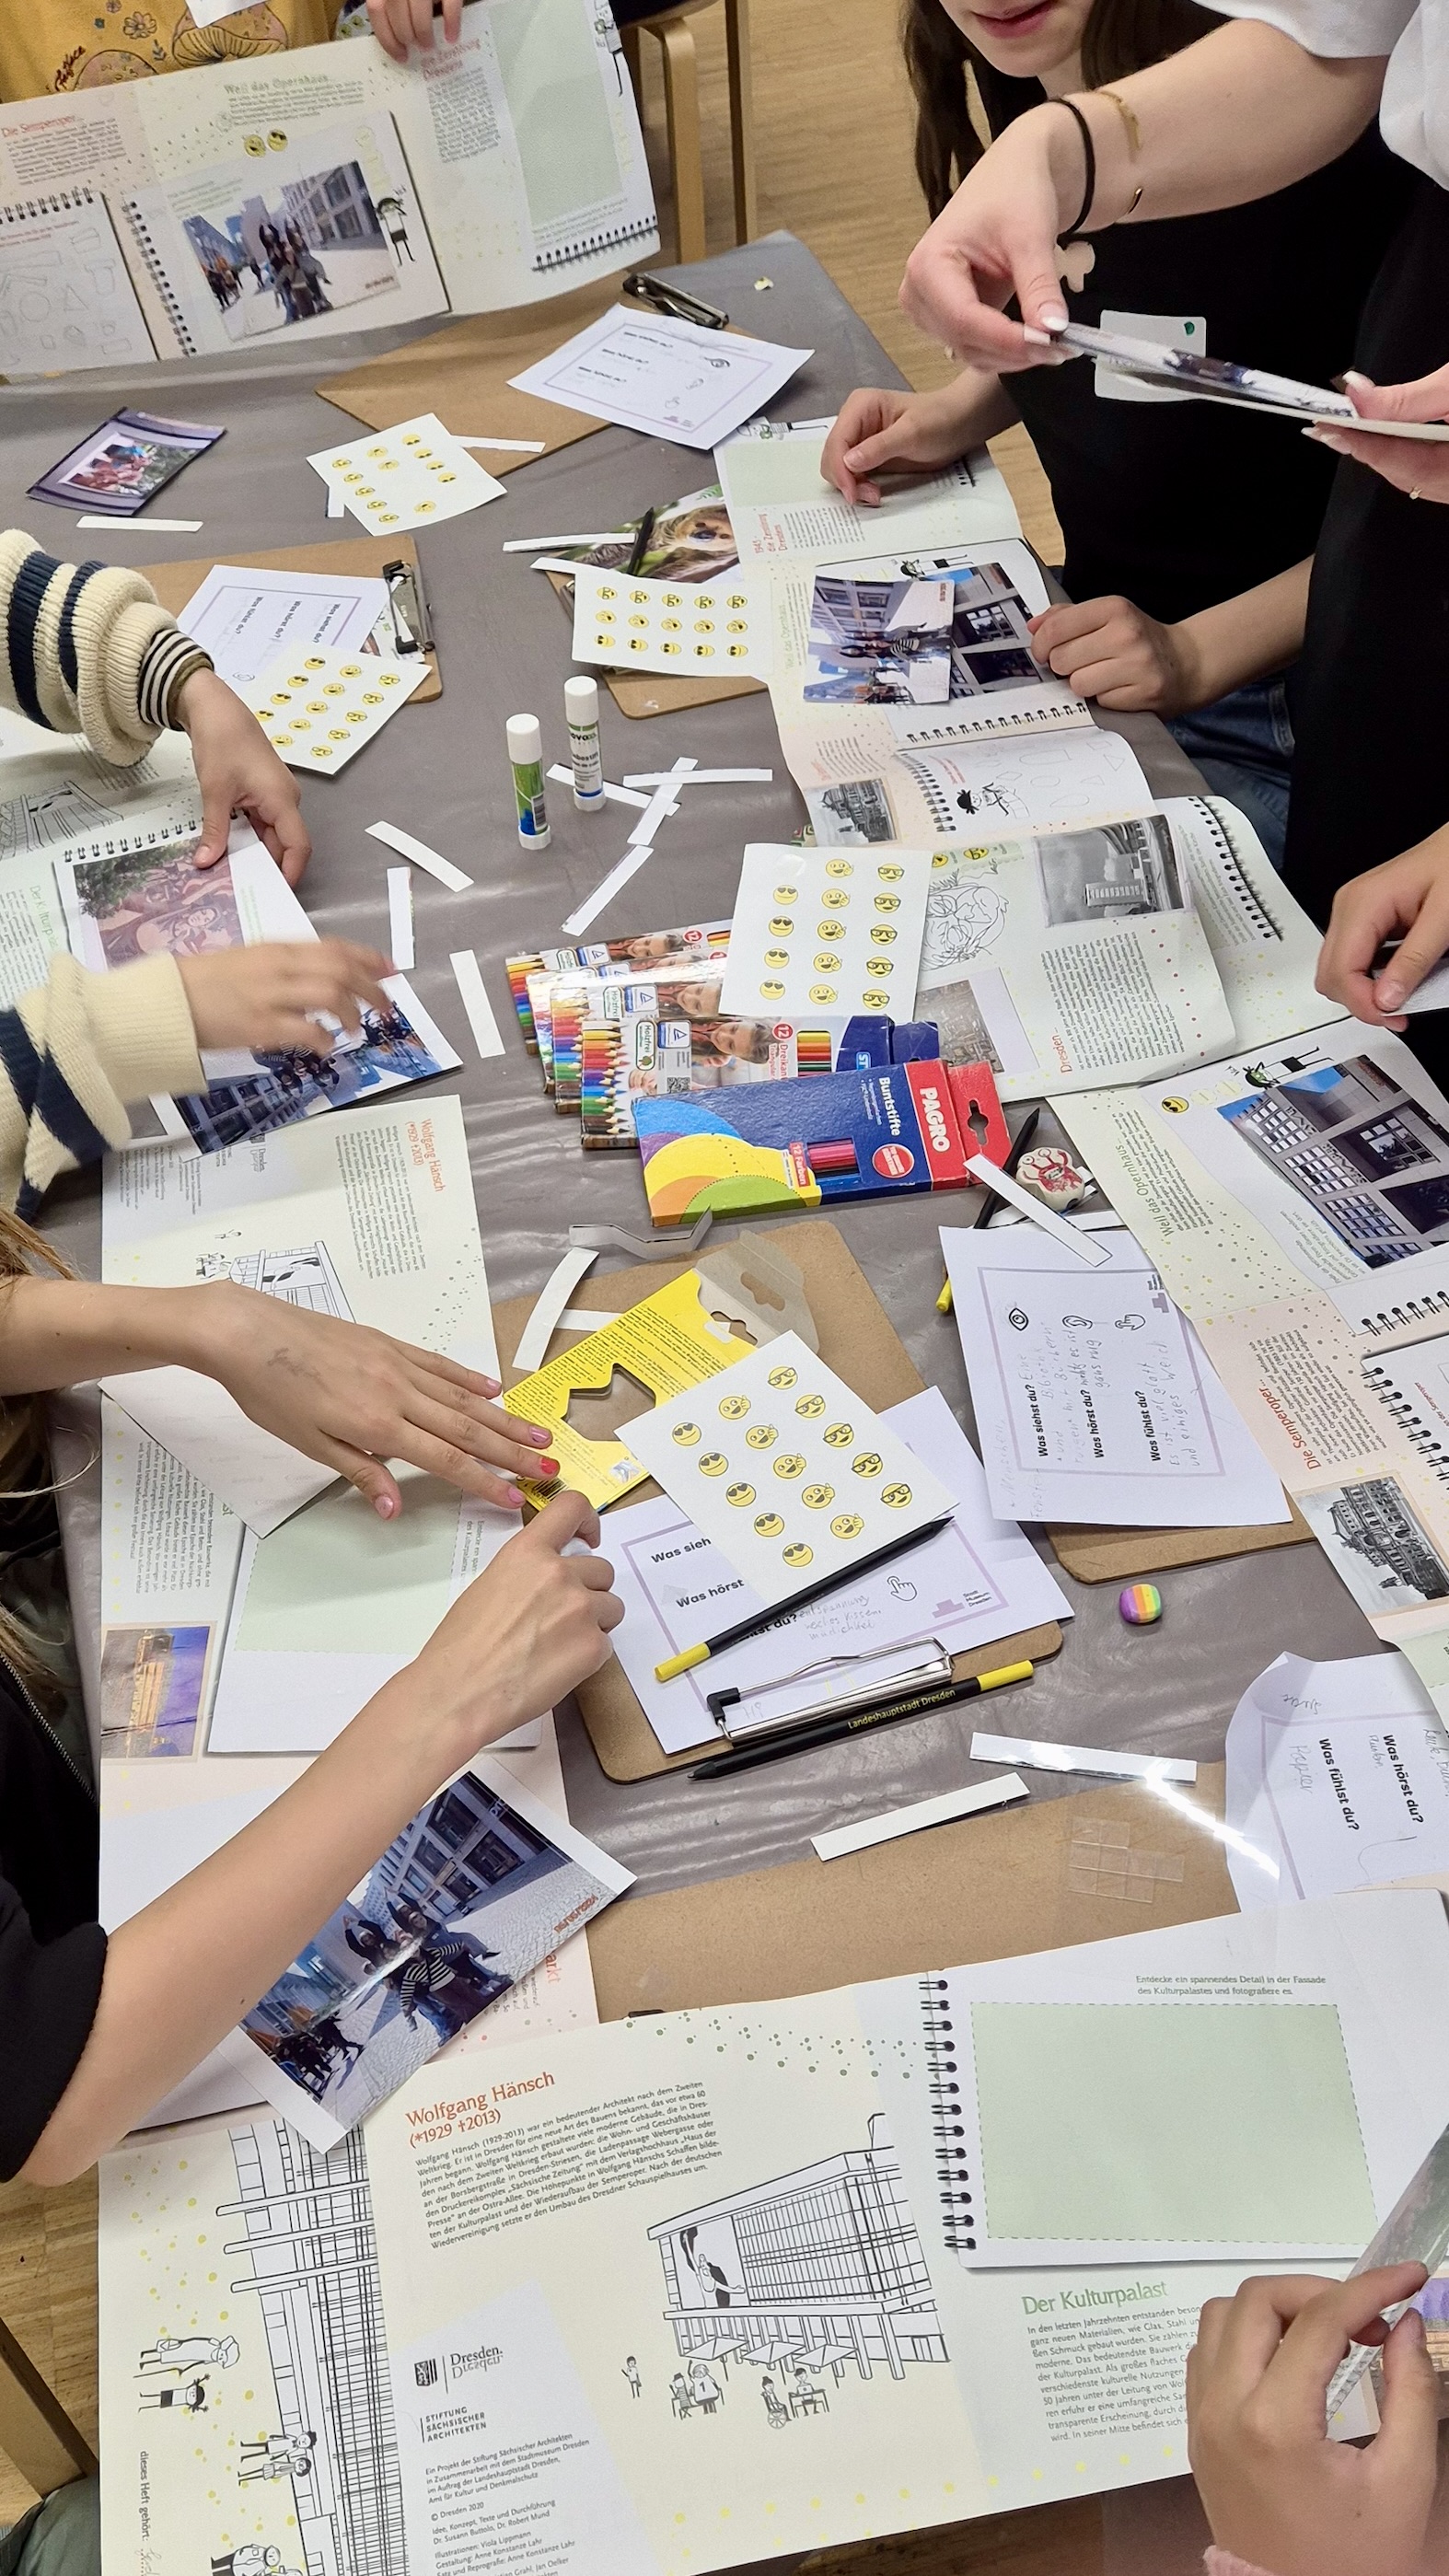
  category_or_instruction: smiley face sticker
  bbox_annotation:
[822,1421,853,1448]
[767,1363,798,1390]
[782,1542,814,1569]
[671,1422,701,1446]
[699,1451,728,1477]
[830,1513,865,1540]
[773,1453,806,1480]
[794,1392,825,1419]
[725,1482,755,1507]
[753,1511,784,1537]
[802,1483,834,1510]
[852,1451,883,1478]
[718,1393,751,1421]
[881,1481,914,1507]
[744,1423,777,1450]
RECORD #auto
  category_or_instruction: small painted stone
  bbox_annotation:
[1015,1143,1089,1211]
[1119,1582,1163,1626]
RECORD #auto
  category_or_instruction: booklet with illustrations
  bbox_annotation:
[0,0,655,370]
[99,1888,1449,2576]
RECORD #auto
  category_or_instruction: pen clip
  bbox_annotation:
[622,270,729,330]
[383,557,433,656]
[706,1688,741,1739]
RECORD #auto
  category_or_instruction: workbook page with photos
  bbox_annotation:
[0,0,655,367]
[100,1889,1449,2576]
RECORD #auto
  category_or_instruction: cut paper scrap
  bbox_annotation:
[449,949,506,1061]
[307,412,504,537]
[513,1247,601,1373]
[77,515,202,532]
[546,765,650,811]
[572,563,770,680]
[241,644,428,775]
[561,844,655,939]
[366,819,472,891]
[388,867,414,970]
[971,1732,1197,1783]
[813,1772,1029,1862]
[966,1154,1113,1265]
[99,1365,334,1537]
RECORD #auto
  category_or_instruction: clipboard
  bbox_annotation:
[317,279,621,455]
[495,1219,1064,1781]
[542,571,765,721]
[585,1760,1235,2016]
[1045,1498,1312,1584]
[144,535,443,703]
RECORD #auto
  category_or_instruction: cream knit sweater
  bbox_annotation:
[0,531,211,765]
[0,951,204,1221]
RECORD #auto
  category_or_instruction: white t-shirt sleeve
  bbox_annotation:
[1210,0,1413,49]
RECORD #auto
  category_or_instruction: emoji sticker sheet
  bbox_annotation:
[622,1330,956,1606]
[571,563,771,679]
[306,412,504,535]
[241,645,430,773]
[719,842,933,1021]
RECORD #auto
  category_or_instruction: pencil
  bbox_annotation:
[655,1514,955,1681]
[624,506,656,576]
[689,1660,1035,1779]
[936,1106,1043,1312]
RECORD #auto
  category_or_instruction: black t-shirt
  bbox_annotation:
[973,59,1415,623]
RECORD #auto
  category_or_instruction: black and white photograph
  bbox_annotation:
[1298,1478,1449,1618]
[805,777,896,843]
[1032,815,1185,927]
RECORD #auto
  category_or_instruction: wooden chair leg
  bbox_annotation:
[724,0,757,244]
[0,2317,95,2501]
[655,16,707,265]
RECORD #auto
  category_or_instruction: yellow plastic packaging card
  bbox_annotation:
[504,1236,817,1511]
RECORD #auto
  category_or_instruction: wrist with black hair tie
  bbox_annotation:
[1052,91,1143,250]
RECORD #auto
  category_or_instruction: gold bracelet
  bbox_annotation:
[1097,86,1142,156]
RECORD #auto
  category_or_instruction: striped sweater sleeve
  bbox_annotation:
[0,952,203,1220]
[0,531,213,766]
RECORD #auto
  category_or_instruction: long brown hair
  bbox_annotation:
[904,0,1217,218]
[0,1208,79,1702]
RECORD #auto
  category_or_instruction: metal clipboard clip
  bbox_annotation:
[382,557,433,656]
[706,1641,956,1745]
[622,270,728,330]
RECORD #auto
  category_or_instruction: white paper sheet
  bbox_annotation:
[99,1364,336,1539]
[715,426,1021,567]
[511,304,809,448]
[241,642,430,773]
[307,412,504,535]
[621,1332,956,1611]
[609,1386,1070,1754]
[1223,1650,1449,1909]
[941,1224,1289,1527]
[718,841,931,1021]
[175,561,389,686]
[572,563,770,679]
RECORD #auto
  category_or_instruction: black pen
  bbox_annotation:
[624,506,656,576]
[975,1104,1041,1224]
[689,1659,1035,1780]
[655,1514,955,1680]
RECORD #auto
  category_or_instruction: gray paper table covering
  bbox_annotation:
[9,232,1377,1889]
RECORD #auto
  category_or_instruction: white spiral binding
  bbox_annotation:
[1362,1357,1449,1479]
[919,1975,975,2253]
[1186,795,1281,944]
[119,198,198,359]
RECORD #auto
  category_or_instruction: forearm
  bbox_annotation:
[944,369,1020,448]
[1172,557,1313,707]
[0,1277,238,1398]
[23,1674,480,2181]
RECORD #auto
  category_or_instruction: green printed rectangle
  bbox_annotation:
[234,1475,459,1656]
[970,2001,1375,2245]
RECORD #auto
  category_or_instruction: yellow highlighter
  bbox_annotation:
[655,1513,955,1681]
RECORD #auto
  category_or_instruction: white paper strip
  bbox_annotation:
[561,844,655,938]
[365,819,472,892]
[325,486,345,519]
[503,533,631,552]
[966,1155,1112,1265]
[79,516,202,531]
[629,757,696,846]
[546,765,651,810]
[449,949,506,1060]
[622,768,773,786]
[387,866,414,971]
[456,436,546,452]
[559,1308,607,1331]
[513,1247,602,1373]
[813,1772,1029,1862]
[970,1732,1198,1784]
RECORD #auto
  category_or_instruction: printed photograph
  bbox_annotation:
[238,1771,618,2127]
[1219,1057,1449,1271]
[28,407,224,517]
[177,127,401,342]
[175,997,447,1153]
[805,573,954,706]
[69,840,242,969]
[99,1624,211,1759]
[1297,1478,1449,1618]
[561,484,738,585]
[805,778,896,844]
[1033,815,1185,927]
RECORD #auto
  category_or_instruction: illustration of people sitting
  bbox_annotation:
[669,2373,692,2419]
[687,2360,722,2414]
[238,2430,317,2484]
[138,2334,239,2373]
[138,2375,210,2412]
[759,2375,791,2430]
[789,2362,828,2416]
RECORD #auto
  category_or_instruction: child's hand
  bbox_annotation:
[174,668,310,886]
[821,387,977,505]
[182,1283,557,1517]
[365,0,462,59]
[1028,595,1199,712]
[1187,2267,1436,2576]
[176,939,395,1055]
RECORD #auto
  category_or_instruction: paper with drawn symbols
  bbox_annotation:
[718,841,932,1022]
[239,644,430,774]
[570,563,771,680]
[622,1330,956,1607]
[306,412,504,536]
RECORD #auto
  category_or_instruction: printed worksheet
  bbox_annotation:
[1223,1651,1449,1909]
[623,1332,956,1608]
[513,304,809,447]
[941,1226,1288,1528]
[609,1387,1069,1753]
[177,563,391,687]
[715,426,1021,566]
[718,842,931,1021]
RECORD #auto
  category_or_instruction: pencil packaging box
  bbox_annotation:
[634,1057,1003,1224]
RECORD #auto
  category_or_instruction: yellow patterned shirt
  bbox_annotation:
[1,1,346,100]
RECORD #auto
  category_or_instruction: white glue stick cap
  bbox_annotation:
[506,713,542,764]
[564,675,599,725]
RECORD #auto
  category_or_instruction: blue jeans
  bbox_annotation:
[1166,676,1294,873]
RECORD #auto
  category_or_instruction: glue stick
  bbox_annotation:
[563,674,605,810]
[506,713,550,848]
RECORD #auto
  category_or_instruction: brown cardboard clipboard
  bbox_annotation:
[144,535,442,703]
[585,1761,1236,2016]
[495,1218,1063,1781]
[316,278,623,456]
[543,570,766,722]
[1045,1494,1313,1584]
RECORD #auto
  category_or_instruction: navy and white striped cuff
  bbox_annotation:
[138,629,213,733]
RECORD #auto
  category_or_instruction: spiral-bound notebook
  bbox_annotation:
[1363,1334,1449,1476]
[0,187,155,377]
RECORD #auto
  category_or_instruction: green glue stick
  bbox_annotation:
[506,712,550,848]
